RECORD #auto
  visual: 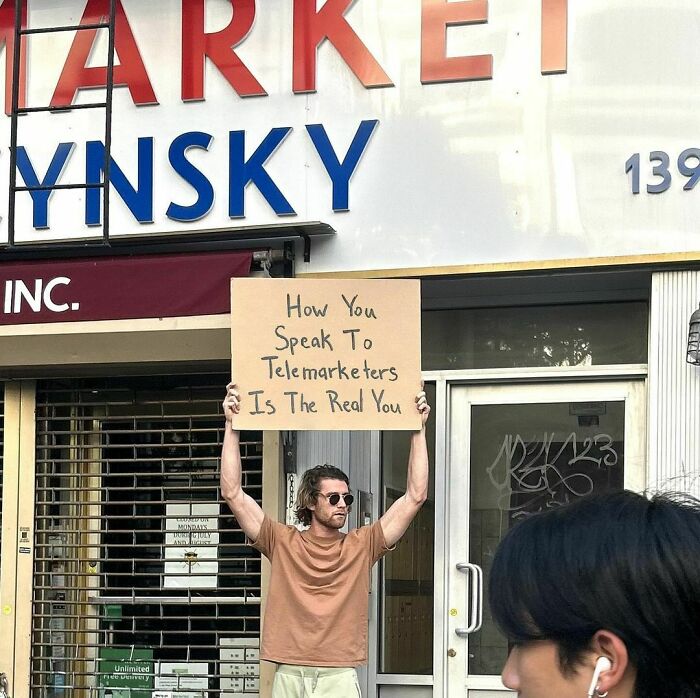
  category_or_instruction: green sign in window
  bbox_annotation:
[98,648,153,698]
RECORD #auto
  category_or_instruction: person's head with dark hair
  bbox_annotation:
[294,464,352,528]
[488,490,700,698]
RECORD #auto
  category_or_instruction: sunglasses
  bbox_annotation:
[319,492,354,506]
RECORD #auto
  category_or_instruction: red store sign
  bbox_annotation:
[0,0,569,115]
[0,250,252,325]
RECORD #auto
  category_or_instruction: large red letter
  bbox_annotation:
[0,0,27,116]
[542,0,567,74]
[51,0,157,107]
[293,0,393,93]
[182,0,265,100]
[421,0,492,84]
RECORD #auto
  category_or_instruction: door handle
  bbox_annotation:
[0,671,10,698]
[455,562,483,637]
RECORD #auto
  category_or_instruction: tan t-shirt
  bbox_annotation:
[252,515,392,667]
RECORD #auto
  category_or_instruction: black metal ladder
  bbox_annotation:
[7,0,117,248]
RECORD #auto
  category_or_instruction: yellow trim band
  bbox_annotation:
[298,251,700,279]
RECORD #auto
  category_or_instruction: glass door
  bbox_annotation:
[445,381,646,697]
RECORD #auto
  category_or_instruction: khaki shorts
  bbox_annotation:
[272,664,362,698]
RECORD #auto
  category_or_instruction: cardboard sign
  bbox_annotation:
[231,279,421,430]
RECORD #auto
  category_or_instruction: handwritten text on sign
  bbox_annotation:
[230,279,421,430]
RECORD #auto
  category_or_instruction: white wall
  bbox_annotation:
[648,271,700,497]
[6,0,700,274]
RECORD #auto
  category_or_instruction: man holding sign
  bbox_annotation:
[221,382,430,698]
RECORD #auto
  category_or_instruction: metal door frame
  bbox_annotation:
[426,366,647,698]
[0,380,37,698]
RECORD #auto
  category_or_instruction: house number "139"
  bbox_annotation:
[625,149,700,194]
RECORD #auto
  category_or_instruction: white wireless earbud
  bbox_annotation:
[587,656,612,698]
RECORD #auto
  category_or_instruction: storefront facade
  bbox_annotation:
[1,2,700,697]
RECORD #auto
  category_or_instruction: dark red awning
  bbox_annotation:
[0,250,252,325]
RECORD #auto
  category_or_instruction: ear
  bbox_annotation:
[588,630,635,696]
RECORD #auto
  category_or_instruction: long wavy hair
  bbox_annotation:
[294,464,350,526]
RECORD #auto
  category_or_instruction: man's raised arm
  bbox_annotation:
[220,382,265,542]
[379,389,430,548]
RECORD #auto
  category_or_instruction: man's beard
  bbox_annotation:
[315,510,348,529]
